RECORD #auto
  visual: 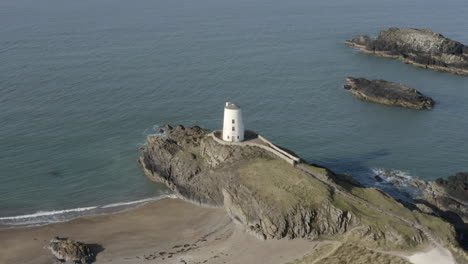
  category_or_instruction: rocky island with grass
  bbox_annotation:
[345,28,468,76]
[344,77,435,110]
[139,124,468,263]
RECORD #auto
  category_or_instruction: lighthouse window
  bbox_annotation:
[232,127,235,131]
[237,136,239,139]
[232,119,235,124]
[227,136,230,139]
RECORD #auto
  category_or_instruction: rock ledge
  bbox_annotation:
[344,77,435,110]
[346,28,468,76]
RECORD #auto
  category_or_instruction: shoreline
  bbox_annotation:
[0,198,456,264]
[0,198,321,264]
[0,194,177,229]
[0,197,459,264]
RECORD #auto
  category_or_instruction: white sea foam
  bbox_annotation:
[371,168,414,187]
[102,194,176,208]
[148,124,167,137]
[0,194,177,227]
[372,168,413,180]
[0,206,98,220]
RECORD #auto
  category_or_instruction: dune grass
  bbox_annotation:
[289,242,411,264]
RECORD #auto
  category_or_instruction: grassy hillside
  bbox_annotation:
[237,158,457,250]
[289,242,411,264]
[238,159,330,211]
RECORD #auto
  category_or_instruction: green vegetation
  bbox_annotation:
[302,164,330,177]
[331,194,424,250]
[304,163,457,250]
[237,158,457,251]
[238,159,331,211]
[349,187,416,221]
[289,242,411,264]
[414,212,457,245]
[336,178,456,249]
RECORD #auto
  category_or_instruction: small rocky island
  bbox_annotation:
[344,77,435,110]
[139,123,468,262]
[346,28,468,76]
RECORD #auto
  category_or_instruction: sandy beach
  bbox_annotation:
[0,198,321,264]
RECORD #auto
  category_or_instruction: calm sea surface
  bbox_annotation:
[1,0,467,225]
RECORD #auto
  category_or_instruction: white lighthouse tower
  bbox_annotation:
[222,102,245,142]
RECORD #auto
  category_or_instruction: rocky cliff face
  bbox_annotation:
[139,125,274,207]
[346,28,468,76]
[344,77,434,110]
[139,125,358,240]
[422,173,468,223]
[139,125,465,256]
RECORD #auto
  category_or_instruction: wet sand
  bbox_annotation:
[0,198,320,264]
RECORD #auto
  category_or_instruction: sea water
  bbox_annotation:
[1,0,468,226]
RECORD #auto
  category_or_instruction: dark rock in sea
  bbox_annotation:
[344,77,435,110]
[47,237,94,264]
[374,175,384,182]
[345,28,468,76]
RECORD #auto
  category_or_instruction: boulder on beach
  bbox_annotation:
[47,237,94,264]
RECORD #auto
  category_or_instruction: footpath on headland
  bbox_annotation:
[213,130,442,248]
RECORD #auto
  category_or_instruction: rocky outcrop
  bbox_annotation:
[373,170,468,248]
[344,77,434,110]
[416,173,468,248]
[421,173,468,223]
[222,187,355,240]
[380,171,467,225]
[346,28,468,76]
[139,125,359,240]
[47,237,93,264]
[139,125,273,207]
[138,125,465,255]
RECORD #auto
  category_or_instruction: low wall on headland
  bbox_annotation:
[210,130,300,166]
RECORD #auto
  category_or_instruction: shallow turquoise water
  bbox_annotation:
[1,0,467,224]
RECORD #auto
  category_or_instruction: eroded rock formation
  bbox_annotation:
[47,237,93,264]
[344,77,435,110]
[346,28,468,75]
[139,125,358,240]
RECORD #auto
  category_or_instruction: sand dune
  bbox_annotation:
[407,247,456,264]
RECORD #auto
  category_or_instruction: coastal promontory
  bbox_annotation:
[346,28,468,76]
[344,77,435,110]
[139,125,467,262]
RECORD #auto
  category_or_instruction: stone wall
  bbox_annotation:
[209,131,299,165]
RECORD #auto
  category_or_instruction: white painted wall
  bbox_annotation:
[222,102,245,142]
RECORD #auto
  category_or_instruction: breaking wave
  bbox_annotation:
[0,194,177,228]
[371,168,414,187]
